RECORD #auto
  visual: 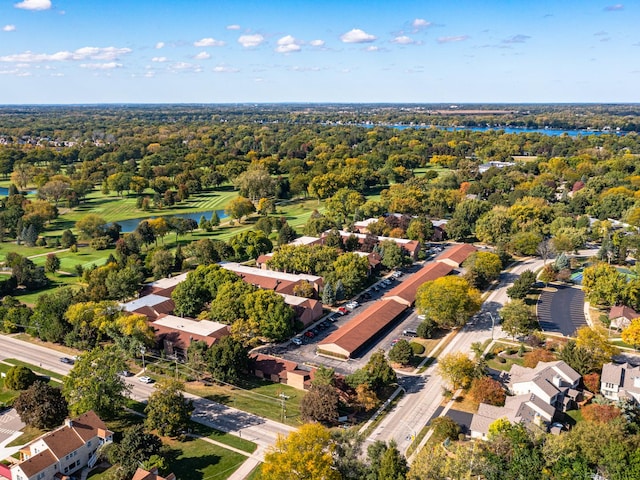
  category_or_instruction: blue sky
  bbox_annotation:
[1,0,638,104]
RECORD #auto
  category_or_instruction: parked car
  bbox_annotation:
[328,314,339,322]
[118,370,133,377]
[403,329,418,337]
[304,331,315,338]
[338,307,348,314]
[292,337,303,346]
[139,376,154,384]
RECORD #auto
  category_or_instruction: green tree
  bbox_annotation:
[388,339,413,365]
[144,378,194,437]
[232,289,294,342]
[4,365,37,390]
[575,326,618,371]
[446,199,491,240]
[560,340,596,375]
[463,251,502,288]
[437,352,476,390]
[207,336,249,383]
[60,229,77,248]
[322,282,336,306]
[416,276,482,329]
[62,345,129,418]
[225,195,255,223]
[510,231,543,256]
[75,213,107,239]
[44,253,61,274]
[500,299,534,339]
[149,249,174,280]
[347,350,396,392]
[372,441,408,480]
[262,423,341,480]
[329,252,370,298]
[379,240,407,270]
[406,217,434,243]
[430,416,461,443]
[14,381,68,429]
[106,424,163,479]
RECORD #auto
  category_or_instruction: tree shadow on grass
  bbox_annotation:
[164,450,222,480]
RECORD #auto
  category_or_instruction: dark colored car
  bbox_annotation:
[59,357,74,364]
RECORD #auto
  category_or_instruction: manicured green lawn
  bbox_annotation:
[190,422,257,454]
[246,464,263,480]
[163,436,248,480]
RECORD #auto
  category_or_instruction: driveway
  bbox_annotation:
[537,284,587,336]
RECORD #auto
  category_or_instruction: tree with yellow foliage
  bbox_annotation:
[621,318,640,349]
[262,423,341,480]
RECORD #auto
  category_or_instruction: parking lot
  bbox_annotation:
[260,264,428,375]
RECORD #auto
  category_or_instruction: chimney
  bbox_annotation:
[64,418,73,428]
[552,375,562,388]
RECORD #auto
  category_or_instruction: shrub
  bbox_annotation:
[410,342,425,355]
[430,416,460,443]
[5,366,37,391]
[583,372,600,394]
[497,357,506,363]
[523,348,556,368]
[582,403,621,424]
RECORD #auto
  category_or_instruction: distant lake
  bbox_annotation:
[357,123,627,136]
[115,210,228,233]
[0,187,37,196]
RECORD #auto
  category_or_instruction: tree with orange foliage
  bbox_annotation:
[468,376,506,406]
[583,372,600,394]
[581,403,621,424]
[523,348,556,368]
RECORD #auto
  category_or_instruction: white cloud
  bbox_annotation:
[194,51,210,60]
[226,24,241,30]
[151,56,167,62]
[80,62,122,70]
[194,37,225,47]
[392,35,415,45]
[276,35,301,53]
[310,39,325,47]
[0,46,132,63]
[213,65,239,73]
[366,46,379,52]
[437,35,469,44]
[238,34,264,48]
[340,28,376,43]
[412,18,432,29]
[14,0,51,10]
[155,42,165,49]
[3,25,16,32]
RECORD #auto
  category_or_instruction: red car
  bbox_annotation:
[338,307,348,314]
[304,331,315,338]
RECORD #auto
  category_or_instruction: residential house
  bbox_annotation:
[608,305,639,331]
[601,362,640,403]
[508,361,582,412]
[470,361,581,439]
[10,411,113,480]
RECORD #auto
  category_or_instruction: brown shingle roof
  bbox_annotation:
[319,299,407,356]
[383,262,453,306]
[15,450,57,478]
[436,243,477,267]
[42,411,110,459]
[250,353,310,381]
[609,305,639,321]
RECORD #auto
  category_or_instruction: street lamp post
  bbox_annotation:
[140,346,146,371]
[486,312,496,339]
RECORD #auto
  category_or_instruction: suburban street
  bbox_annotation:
[0,335,293,454]
[365,255,549,453]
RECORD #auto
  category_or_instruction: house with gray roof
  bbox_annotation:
[601,362,640,403]
[470,361,581,439]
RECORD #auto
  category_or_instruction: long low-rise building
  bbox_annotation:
[220,262,323,294]
[317,299,408,360]
[383,262,453,307]
[435,243,477,268]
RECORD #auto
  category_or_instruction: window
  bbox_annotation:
[87,440,92,447]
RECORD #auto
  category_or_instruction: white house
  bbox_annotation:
[508,361,581,411]
[10,411,112,480]
[601,362,640,403]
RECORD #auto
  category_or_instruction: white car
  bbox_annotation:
[138,376,154,384]
[292,337,303,346]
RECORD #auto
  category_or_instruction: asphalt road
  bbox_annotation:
[537,285,587,336]
[0,335,293,453]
